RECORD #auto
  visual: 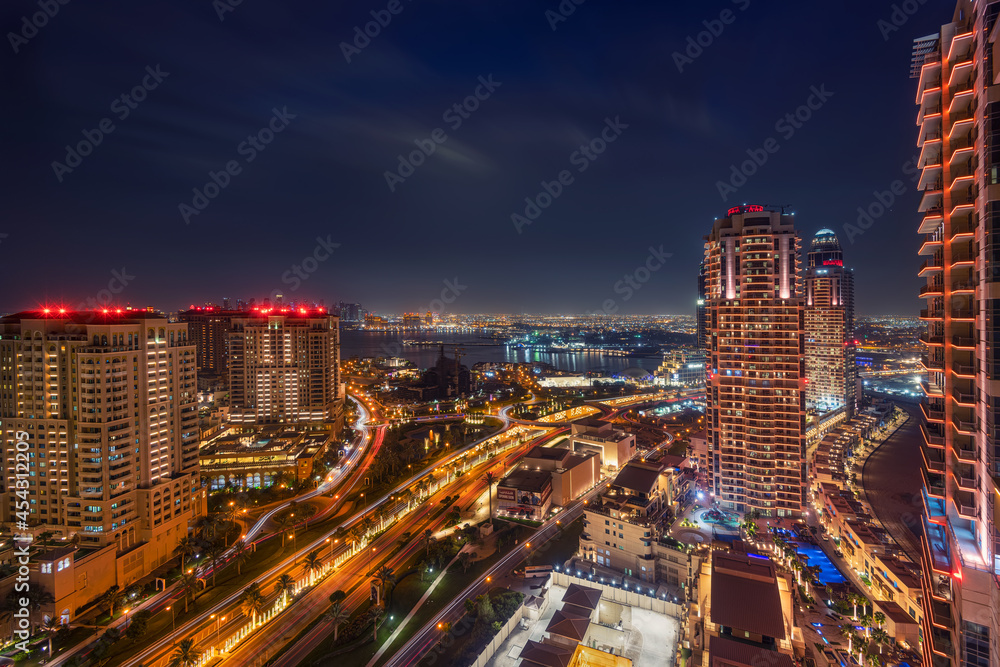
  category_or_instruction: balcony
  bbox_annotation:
[918,185,944,213]
[921,442,946,472]
[950,280,976,293]
[951,388,975,405]
[922,467,946,498]
[921,355,944,371]
[955,440,978,461]
[919,256,943,275]
[919,233,944,255]
[921,422,946,446]
[954,490,978,519]
[920,331,943,346]
[920,283,944,297]
[951,362,976,377]
[955,471,977,492]
[920,308,943,320]
[951,336,975,348]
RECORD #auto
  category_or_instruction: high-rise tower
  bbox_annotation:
[804,229,856,416]
[913,2,1000,665]
[703,205,806,518]
[227,307,344,426]
[0,310,201,566]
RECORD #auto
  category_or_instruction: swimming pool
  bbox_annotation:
[794,541,847,584]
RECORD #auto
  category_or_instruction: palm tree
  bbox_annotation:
[873,610,886,631]
[416,479,429,499]
[275,515,292,550]
[743,517,757,539]
[855,637,869,665]
[848,593,861,620]
[168,638,201,667]
[324,601,350,642]
[371,565,396,606]
[860,613,873,637]
[25,586,54,632]
[240,583,265,626]
[422,529,434,557]
[870,627,890,655]
[482,471,498,526]
[205,542,226,588]
[232,538,251,576]
[42,615,60,656]
[102,585,124,626]
[178,572,199,614]
[173,536,197,573]
[303,549,323,585]
[360,515,376,539]
[840,624,857,654]
[275,574,295,605]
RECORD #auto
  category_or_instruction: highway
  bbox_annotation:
[386,478,611,667]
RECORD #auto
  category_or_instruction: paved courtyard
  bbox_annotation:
[669,505,741,545]
[484,583,679,667]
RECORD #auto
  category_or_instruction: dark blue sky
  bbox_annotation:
[1,0,948,315]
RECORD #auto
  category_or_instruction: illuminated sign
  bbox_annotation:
[727,204,764,216]
[823,259,843,266]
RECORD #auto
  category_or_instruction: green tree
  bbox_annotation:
[232,538,251,576]
[167,638,201,667]
[329,589,347,605]
[178,572,199,614]
[324,601,349,643]
[101,585,125,626]
[240,582,265,626]
[482,471,498,526]
[173,536,197,573]
[372,565,396,606]
[205,542,226,588]
[125,610,151,643]
[303,549,323,585]
[275,574,295,605]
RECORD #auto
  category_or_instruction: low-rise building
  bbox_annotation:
[521,445,602,506]
[655,349,706,388]
[579,461,697,590]
[497,469,552,521]
[689,551,804,666]
[569,418,636,470]
[200,426,331,489]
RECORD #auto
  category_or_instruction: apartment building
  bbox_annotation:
[804,229,856,416]
[703,205,806,517]
[227,308,344,427]
[0,310,202,582]
[913,2,1000,664]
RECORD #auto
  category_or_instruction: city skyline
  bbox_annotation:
[2,1,943,315]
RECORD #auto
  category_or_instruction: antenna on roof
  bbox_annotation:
[763,203,793,214]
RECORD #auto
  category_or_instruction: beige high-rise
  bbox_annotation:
[0,310,201,567]
[703,206,806,517]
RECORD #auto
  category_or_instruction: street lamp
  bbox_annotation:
[166,605,175,632]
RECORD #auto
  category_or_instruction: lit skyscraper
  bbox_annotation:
[227,307,344,426]
[913,2,1000,665]
[804,229,856,416]
[703,205,806,517]
[0,310,202,565]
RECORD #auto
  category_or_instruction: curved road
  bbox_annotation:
[861,404,923,562]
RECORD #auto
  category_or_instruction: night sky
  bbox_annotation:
[1,0,949,316]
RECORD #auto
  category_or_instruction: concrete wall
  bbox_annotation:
[552,571,684,618]
[469,604,524,667]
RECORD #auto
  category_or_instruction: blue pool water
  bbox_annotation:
[793,541,846,584]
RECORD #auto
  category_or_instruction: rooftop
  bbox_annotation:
[499,468,552,493]
[546,607,591,642]
[611,462,663,495]
[562,583,602,611]
[709,636,795,667]
[710,552,785,640]
[519,640,574,667]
